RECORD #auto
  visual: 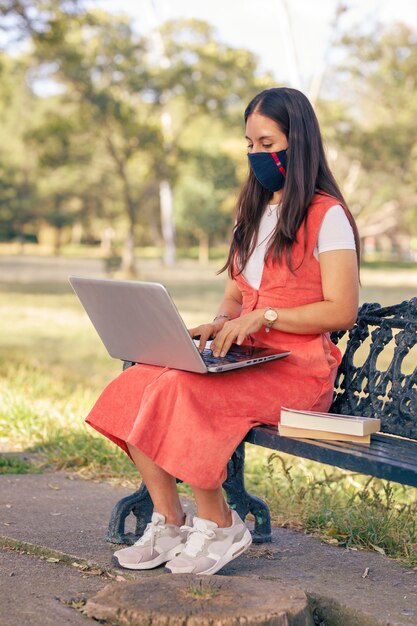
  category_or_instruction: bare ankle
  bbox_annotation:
[165,511,186,526]
[217,509,233,528]
[198,509,232,528]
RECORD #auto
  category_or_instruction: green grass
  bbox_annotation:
[0,359,137,483]
[244,448,417,565]
[361,258,417,271]
[184,579,222,599]
[1,253,416,566]
[0,455,41,474]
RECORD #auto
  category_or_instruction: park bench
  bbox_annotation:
[107,298,417,545]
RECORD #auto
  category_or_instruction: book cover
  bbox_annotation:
[278,424,371,444]
[280,407,381,436]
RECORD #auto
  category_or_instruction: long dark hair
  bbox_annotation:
[220,87,360,276]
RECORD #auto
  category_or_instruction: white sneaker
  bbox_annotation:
[113,512,190,570]
[165,510,252,575]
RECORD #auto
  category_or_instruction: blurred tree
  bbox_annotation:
[154,19,267,117]
[28,9,162,274]
[0,161,38,247]
[32,13,269,271]
[27,107,92,254]
[0,0,85,40]
[324,23,417,258]
[1,2,160,272]
[175,149,238,263]
[1,4,271,269]
[144,19,270,264]
[0,52,39,248]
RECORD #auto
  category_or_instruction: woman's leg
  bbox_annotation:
[191,486,232,527]
[127,443,185,526]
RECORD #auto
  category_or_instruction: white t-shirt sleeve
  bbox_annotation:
[316,204,356,255]
[243,204,356,289]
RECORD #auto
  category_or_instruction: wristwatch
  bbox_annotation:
[264,307,278,333]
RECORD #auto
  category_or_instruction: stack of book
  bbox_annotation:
[278,407,381,444]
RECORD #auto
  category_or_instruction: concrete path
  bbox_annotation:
[1,471,416,626]
[1,549,103,626]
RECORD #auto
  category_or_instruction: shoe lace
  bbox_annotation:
[135,521,163,554]
[180,523,216,557]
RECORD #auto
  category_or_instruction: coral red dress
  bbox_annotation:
[86,193,342,489]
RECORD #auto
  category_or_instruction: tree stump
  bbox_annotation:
[83,574,313,626]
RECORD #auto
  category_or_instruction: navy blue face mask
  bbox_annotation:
[247,149,287,192]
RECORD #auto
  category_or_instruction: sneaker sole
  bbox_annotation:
[112,544,184,570]
[166,528,253,575]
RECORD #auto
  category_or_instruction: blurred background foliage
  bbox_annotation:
[0,0,416,273]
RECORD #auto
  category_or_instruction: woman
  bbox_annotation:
[86,87,360,575]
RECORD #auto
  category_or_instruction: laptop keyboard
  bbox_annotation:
[201,347,253,367]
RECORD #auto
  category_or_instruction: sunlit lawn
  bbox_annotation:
[1,252,416,566]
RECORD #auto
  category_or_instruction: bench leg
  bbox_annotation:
[223,442,272,543]
[106,481,153,545]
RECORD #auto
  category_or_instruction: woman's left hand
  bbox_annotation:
[211,310,264,357]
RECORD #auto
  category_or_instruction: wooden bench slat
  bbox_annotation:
[317,434,417,465]
[246,426,417,469]
[245,426,417,488]
[363,435,417,464]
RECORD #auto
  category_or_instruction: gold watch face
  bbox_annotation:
[265,308,278,322]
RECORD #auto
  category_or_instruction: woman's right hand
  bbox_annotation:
[188,319,227,353]
[188,323,216,353]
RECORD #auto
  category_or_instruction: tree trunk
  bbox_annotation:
[148,3,177,265]
[17,232,25,255]
[160,179,176,266]
[122,222,137,278]
[84,574,313,626]
[198,231,209,265]
[71,222,83,245]
[54,225,62,256]
[106,136,139,277]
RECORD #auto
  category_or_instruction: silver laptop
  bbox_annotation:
[68,276,290,374]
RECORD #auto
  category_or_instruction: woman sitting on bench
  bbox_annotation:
[86,87,360,575]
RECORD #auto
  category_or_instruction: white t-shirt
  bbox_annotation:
[243,204,356,290]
